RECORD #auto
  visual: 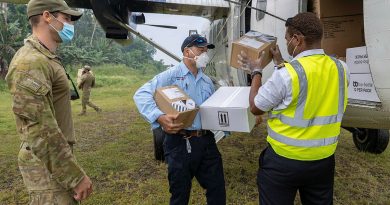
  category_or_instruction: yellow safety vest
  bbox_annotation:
[267,55,348,161]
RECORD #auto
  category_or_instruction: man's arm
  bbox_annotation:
[133,70,183,133]
[91,75,95,88]
[239,45,287,115]
[77,74,86,89]
[249,74,265,115]
[133,75,166,124]
[238,50,267,115]
[8,65,86,191]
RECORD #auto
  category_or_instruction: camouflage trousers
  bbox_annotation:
[81,90,100,112]
[18,142,78,205]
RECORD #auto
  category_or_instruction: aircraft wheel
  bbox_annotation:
[352,129,389,154]
[152,127,165,162]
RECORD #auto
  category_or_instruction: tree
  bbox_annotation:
[0,6,168,78]
[0,4,26,79]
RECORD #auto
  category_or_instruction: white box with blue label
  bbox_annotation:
[200,87,256,133]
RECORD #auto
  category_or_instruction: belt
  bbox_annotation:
[178,129,209,137]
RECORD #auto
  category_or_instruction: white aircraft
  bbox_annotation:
[202,0,390,155]
[2,0,389,158]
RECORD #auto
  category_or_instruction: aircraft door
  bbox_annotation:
[231,1,251,86]
[236,0,254,86]
[250,0,307,81]
[363,0,390,112]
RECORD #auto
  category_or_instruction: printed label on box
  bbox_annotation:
[162,87,185,99]
[346,46,371,74]
[238,37,265,49]
[348,74,381,102]
[218,111,230,127]
[171,101,188,112]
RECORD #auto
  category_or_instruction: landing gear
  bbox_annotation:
[344,127,389,154]
[152,127,165,162]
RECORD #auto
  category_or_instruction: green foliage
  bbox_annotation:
[56,9,168,72]
[0,4,26,69]
[0,7,168,76]
[0,78,6,92]
[7,4,29,38]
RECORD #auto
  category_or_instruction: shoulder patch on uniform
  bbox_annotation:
[17,74,49,96]
[19,77,41,92]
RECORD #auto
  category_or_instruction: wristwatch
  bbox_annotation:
[251,68,262,79]
[274,62,286,69]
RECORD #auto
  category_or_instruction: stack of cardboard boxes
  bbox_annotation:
[309,0,364,57]
[311,0,382,103]
[346,46,381,102]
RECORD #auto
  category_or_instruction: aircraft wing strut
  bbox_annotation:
[130,0,230,20]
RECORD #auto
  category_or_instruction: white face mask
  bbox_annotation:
[287,37,298,61]
[195,52,210,68]
[185,49,210,69]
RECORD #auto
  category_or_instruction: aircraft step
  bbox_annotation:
[348,99,382,110]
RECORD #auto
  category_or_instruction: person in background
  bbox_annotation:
[78,65,101,116]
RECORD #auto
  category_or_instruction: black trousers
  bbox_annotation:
[163,131,226,205]
[257,146,335,205]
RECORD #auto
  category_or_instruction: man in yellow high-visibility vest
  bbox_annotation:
[239,12,349,204]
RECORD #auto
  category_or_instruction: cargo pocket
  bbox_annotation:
[18,143,52,191]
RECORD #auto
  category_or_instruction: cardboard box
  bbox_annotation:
[77,68,94,85]
[230,31,276,72]
[200,87,255,132]
[309,0,363,18]
[154,85,198,128]
[346,46,370,74]
[348,74,381,102]
[322,15,364,57]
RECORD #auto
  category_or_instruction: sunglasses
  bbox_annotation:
[185,36,207,48]
[285,17,306,36]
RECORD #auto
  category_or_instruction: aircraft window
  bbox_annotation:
[222,20,227,41]
[212,22,217,43]
[209,30,213,44]
[256,0,267,21]
[217,21,223,42]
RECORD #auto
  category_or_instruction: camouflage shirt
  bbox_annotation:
[78,72,95,91]
[6,35,85,190]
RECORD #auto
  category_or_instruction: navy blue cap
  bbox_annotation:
[181,34,215,52]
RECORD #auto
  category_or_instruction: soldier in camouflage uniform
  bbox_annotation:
[78,65,101,116]
[5,0,93,204]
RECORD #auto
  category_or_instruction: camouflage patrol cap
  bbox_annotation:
[27,0,83,21]
[83,65,91,70]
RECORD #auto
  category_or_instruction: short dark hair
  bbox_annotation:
[29,11,59,27]
[285,12,323,45]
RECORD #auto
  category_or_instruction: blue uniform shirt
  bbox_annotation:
[133,62,215,130]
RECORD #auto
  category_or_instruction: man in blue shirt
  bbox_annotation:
[133,34,226,205]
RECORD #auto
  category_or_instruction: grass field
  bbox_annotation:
[1,64,390,205]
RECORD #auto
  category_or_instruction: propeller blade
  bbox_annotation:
[104,13,181,62]
[142,24,177,29]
